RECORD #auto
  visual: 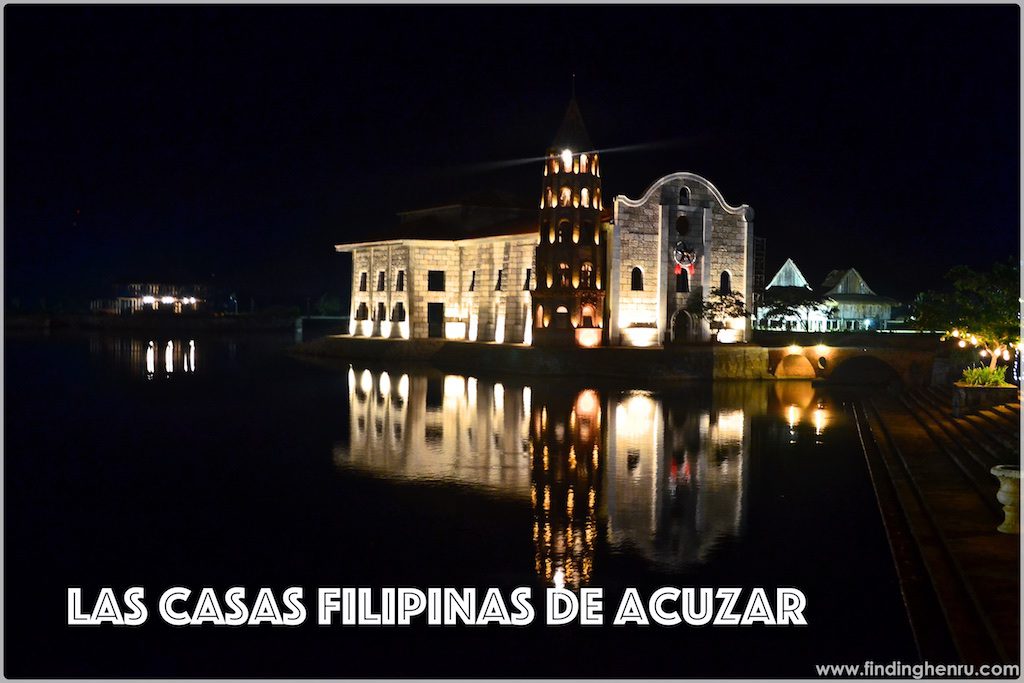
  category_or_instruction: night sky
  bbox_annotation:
[5,5,1020,311]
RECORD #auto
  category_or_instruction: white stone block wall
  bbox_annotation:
[612,172,753,345]
[344,235,537,341]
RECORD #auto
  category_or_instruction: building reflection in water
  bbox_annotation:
[336,368,829,586]
[89,337,198,379]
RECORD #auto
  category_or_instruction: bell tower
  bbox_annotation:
[531,96,606,347]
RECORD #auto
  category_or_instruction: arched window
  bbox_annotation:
[551,158,560,175]
[583,221,597,245]
[391,302,406,321]
[720,271,732,293]
[536,305,544,327]
[572,190,580,208]
[558,262,571,288]
[560,186,571,207]
[546,187,556,209]
[594,188,601,210]
[580,261,594,288]
[581,304,596,328]
[580,153,589,173]
[581,187,590,208]
[557,219,571,243]
[631,267,644,291]
[679,186,690,205]
[676,269,689,293]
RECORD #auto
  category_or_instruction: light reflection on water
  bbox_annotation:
[89,337,198,378]
[335,367,835,588]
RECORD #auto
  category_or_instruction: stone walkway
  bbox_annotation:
[855,387,1020,665]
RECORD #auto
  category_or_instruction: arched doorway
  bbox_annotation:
[670,310,696,343]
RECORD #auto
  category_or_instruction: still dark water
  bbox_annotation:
[5,331,917,677]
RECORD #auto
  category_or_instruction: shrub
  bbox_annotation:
[960,365,1008,387]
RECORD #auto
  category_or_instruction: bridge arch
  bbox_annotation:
[775,354,817,379]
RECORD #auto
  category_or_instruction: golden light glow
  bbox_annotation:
[580,153,589,173]
[813,408,827,436]
[379,371,391,397]
[786,344,802,356]
[581,187,590,208]
[787,404,800,428]
[815,344,829,355]
[958,340,967,348]
[561,149,572,169]
[576,328,601,347]
[444,320,467,340]
[560,186,571,207]
[621,326,659,347]
[575,389,598,416]
[494,312,506,344]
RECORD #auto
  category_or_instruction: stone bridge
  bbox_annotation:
[766,344,937,385]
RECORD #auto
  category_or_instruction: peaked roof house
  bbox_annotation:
[819,268,898,331]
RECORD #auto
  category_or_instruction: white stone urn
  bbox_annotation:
[990,465,1020,534]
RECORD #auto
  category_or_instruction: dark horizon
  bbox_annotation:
[5,5,1020,311]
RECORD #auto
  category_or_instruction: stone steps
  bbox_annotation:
[857,396,1013,663]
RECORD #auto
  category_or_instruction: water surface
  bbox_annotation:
[5,331,916,677]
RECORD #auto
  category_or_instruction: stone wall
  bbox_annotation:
[612,172,753,346]
[345,235,536,342]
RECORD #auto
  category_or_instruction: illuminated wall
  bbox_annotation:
[339,235,535,343]
[610,173,754,346]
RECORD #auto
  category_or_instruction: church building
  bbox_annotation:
[335,98,756,346]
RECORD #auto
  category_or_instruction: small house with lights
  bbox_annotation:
[336,98,756,347]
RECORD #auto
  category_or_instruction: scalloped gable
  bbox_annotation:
[614,171,754,220]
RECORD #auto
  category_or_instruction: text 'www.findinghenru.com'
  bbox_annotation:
[815,661,1020,679]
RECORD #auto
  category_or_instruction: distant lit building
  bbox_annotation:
[90,282,208,315]
[820,267,898,331]
[754,259,897,331]
[336,97,757,346]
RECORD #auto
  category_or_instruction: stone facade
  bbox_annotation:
[610,172,754,345]
[337,171,754,346]
[339,235,536,343]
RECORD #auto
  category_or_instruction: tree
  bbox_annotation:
[760,286,831,331]
[699,287,749,341]
[915,261,1020,371]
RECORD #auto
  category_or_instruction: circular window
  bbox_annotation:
[676,215,691,236]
